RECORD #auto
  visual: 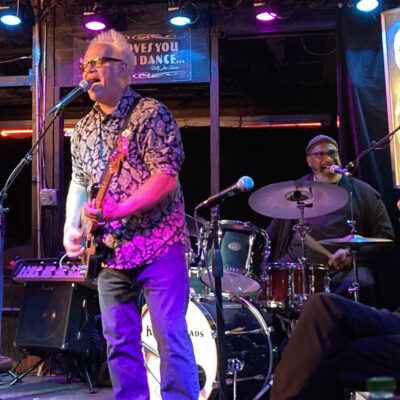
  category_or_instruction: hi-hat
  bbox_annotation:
[248,180,349,219]
[318,234,393,248]
[185,214,207,237]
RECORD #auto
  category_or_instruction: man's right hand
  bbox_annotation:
[328,248,352,270]
[63,227,84,258]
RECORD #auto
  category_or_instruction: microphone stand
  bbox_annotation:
[210,205,227,399]
[344,125,400,172]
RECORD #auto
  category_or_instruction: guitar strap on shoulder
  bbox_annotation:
[117,94,141,143]
[92,94,141,193]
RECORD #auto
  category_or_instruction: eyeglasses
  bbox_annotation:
[79,56,122,72]
[309,150,338,160]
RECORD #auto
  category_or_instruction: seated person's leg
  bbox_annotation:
[339,335,400,390]
[271,293,400,400]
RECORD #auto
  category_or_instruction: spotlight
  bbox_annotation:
[168,1,198,27]
[356,0,379,12]
[0,1,22,26]
[254,1,277,22]
[83,3,107,32]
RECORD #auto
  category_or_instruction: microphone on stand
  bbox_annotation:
[195,176,254,210]
[329,164,351,176]
[49,80,92,115]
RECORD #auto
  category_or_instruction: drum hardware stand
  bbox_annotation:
[346,208,360,303]
[227,358,244,400]
[347,246,360,303]
[252,377,273,400]
[292,201,312,308]
[345,192,361,303]
[210,205,228,399]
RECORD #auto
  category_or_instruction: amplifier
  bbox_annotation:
[11,258,97,285]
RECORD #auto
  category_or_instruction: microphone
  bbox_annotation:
[195,176,254,210]
[329,164,351,176]
[49,80,92,115]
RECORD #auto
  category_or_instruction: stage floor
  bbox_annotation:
[0,374,114,399]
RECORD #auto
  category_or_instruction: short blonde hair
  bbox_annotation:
[89,29,134,86]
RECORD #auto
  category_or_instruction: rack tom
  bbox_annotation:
[199,220,270,295]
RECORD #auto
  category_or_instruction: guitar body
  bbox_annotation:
[81,213,106,281]
[80,135,129,281]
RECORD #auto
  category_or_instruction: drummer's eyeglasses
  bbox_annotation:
[309,150,338,160]
[79,56,123,72]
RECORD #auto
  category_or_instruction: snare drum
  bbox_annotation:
[198,220,270,295]
[141,296,276,400]
[189,265,209,297]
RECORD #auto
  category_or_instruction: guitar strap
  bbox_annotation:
[117,94,142,143]
[95,94,141,188]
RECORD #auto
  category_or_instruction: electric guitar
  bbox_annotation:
[81,134,129,281]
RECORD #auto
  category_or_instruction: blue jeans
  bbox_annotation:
[98,243,199,400]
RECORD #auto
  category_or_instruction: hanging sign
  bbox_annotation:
[128,32,192,83]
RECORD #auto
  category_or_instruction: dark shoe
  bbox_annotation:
[0,356,13,373]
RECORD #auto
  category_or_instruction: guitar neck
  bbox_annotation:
[95,166,113,208]
[93,139,127,208]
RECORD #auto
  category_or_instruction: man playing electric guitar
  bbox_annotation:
[62,29,199,400]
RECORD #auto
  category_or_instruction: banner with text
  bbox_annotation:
[73,30,192,84]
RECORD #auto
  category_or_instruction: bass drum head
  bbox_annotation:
[141,296,275,400]
[141,300,217,400]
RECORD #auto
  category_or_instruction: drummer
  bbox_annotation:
[266,134,394,305]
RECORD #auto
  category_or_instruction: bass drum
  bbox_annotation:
[141,296,276,400]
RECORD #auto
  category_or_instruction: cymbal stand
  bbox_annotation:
[346,192,360,302]
[348,246,360,303]
[292,202,312,308]
[210,205,227,399]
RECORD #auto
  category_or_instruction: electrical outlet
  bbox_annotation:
[40,189,58,206]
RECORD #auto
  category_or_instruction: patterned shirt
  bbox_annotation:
[70,86,188,269]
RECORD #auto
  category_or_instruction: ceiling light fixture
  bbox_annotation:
[356,0,379,12]
[254,1,277,22]
[0,0,21,26]
[83,2,107,32]
[168,1,198,27]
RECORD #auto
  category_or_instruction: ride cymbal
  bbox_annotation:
[318,234,393,248]
[248,180,349,219]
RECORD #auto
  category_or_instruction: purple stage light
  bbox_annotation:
[255,11,277,22]
[83,11,107,31]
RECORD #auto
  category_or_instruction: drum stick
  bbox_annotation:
[303,232,333,259]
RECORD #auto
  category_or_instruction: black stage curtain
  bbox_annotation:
[337,7,400,310]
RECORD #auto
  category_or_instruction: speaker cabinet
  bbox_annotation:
[15,282,98,355]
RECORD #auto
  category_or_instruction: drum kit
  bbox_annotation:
[142,179,393,400]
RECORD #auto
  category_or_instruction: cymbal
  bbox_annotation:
[318,234,393,248]
[185,214,207,237]
[248,180,349,219]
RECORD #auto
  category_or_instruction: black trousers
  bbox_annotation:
[271,293,400,400]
